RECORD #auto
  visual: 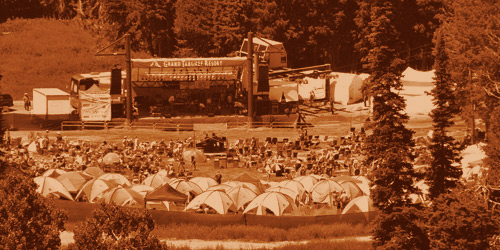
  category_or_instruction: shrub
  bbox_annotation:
[73,203,167,250]
[0,173,67,250]
[425,187,500,250]
[371,206,429,250]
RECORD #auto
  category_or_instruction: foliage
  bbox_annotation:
[425,187,500,250]
[357,0,417,213]
[152,222,370,242]
[0,173,67,250]
[73,203,167,250]
[425,32,463,199]
[371,206,429,250]
[0,0,45,23]
[484,105,500,186]
[441,0,500,134]
[99,0,177,57]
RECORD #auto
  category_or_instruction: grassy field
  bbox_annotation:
[0,18,149,99]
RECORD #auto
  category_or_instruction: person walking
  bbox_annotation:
[23,93,31,111]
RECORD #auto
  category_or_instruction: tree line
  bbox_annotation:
[1,0,438,70]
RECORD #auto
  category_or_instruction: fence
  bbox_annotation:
[54,200,377,228]
[60,120,362,132]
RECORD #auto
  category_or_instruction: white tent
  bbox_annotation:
[268,77,325,103]
[401,67,435,87]
[331,73,364,105]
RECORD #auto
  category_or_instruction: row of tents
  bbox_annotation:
[269,67,436,106]
[34,167,381,218]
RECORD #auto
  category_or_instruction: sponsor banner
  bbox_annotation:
[132,57,248,69]
[79,92,111,121]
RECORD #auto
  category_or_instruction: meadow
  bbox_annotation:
[0,18,148,99]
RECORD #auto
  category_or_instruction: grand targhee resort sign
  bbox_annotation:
[132,57,248,69]
[131,57,248,83]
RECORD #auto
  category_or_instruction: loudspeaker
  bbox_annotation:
[110,68,122,95]
[257,64,269,92]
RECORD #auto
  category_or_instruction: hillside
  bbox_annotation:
[0,18,127,99]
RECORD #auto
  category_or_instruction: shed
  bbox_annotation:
[239,37,287,69]
[32,88,71,120]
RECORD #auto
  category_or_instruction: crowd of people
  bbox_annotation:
[1,131,198,182]
[228,127,365,179]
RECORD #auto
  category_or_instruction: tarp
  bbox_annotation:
[331,73,364,105]
[145,183,188,203]
[268,78,326,102]
[79,84,111,121]
[401,67,435,87]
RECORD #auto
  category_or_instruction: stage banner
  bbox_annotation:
[79,91,111,121]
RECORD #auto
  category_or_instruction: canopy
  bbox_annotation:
[293,175,319,193]
[42,169,67,178]
[34,176,74,201]
[56,171,93,193]
[340,181,364,200]
[232,173,266,192]
[243,192,295,216]
[101,187,144,207]
[185,190,236,214]
[183,148,206,163]
[83,167,104,178]
[142,173,169,189]
[98,173,131,186]
[189,177,218,191]
[168,179,203,196]
[144,183,188,203]
[223,181,261,195]
[76,179,119,202]
[310,179,344,204]
[341,195,377,222]
[103,152,120,165]
[226,186,258,211]
[265,186,299,201]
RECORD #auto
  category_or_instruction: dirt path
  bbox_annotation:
[60,231,371,249]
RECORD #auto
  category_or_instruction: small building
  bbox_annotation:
[32,88,72,120]
[239,37,287,69]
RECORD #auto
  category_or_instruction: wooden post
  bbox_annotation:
[247,32,253,125]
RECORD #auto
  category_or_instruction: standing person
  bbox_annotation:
[191,156,196,171]
[214,170,222,184]
[23,93,31,111]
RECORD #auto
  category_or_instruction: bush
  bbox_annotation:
[0,173,67,250]
[371,206,429,250]
[425,187,500,250]
[73,203,167,250]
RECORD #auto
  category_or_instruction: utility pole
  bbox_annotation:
[125,34,132,126]
[247,32,254,125]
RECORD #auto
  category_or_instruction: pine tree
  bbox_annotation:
[425,33,462,199]
[358,0,417,213]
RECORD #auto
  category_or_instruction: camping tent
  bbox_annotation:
[268,78,326,103]
[331,73,364,105]
[243,192,295,216]
[34,176,74,201]
[185,190,236,214]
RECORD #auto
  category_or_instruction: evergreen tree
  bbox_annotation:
[358,0,417,213]
[425,186,499,250]
[425,33,462,199]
